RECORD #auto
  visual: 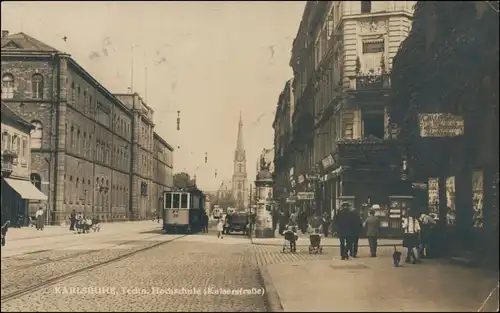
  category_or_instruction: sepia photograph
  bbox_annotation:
[1,1,498,312]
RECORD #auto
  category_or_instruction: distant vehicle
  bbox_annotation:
[163,188,206,234]
[226,212,249,235]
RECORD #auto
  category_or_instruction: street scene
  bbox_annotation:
[1,1,499,312]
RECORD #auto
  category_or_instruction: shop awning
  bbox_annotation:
[3,178,48,201]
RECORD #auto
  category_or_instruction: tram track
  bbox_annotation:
[1,234,187,302]
[1,232,168,273]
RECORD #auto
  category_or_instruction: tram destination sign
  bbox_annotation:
[418,113,464,138]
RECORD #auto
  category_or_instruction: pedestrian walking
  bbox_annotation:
[419,211,436,258]
[363,209,381,257]
[35,207,44,231]
[69,209,76,231]
[321,212,330,237]
[203,213,209,233]
[333,202,358,260]
[1,220,10,247]
[351,209,363,258]
[402,210,422,264]
[217,218,224,239]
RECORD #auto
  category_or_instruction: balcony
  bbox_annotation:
[355,74,391,90]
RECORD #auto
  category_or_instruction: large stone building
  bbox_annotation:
[1,101,47,225]
[1,31,174,224]
[275,1,416,217]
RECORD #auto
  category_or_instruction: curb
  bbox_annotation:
[258,263,284,312]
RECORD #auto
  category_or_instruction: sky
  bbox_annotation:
[1,1,305,192]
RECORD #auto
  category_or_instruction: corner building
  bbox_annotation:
[1,31,173,224]
[287,1,416,219]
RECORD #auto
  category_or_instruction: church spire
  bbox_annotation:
[236,111,244,152]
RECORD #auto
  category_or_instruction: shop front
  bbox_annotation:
[1,177,48,227]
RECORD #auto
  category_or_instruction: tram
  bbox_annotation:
[163,188,206,234]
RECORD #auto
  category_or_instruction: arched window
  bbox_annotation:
[70,126,74,149]
[71,82,75,102]
[83,132,87,157]
[238,164,243,173]
[76,178,80,199]
[76,129,80,153]
[69,176,73,199]
[2,73,14,99]
[30,121,43,149]
[32,74,44,99]
[30,173,42,190]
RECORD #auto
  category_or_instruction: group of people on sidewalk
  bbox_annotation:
[68,210,100,234]
[274,200,437,263]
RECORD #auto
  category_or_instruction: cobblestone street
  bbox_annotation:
[1,224,267,312]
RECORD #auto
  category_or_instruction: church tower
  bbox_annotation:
[232,112,249,209]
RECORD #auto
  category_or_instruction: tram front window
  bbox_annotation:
[181,194,188,208]
[173,193,180,208]
[165,194,172,209]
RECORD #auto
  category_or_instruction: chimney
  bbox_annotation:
[1,30,9,38]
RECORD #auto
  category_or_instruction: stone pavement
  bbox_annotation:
[1,231,267,312]
[260,256,499,312]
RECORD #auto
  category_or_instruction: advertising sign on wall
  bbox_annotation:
[419,113,464,137]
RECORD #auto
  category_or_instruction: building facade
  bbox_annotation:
[272,79,295,213]
[390,1,498,256]
[284,1,416,219]
[152,132,174,217]
[1,31,174,224]
[1,101,47,226]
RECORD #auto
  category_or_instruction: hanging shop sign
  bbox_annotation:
[321,154,335,170]
[297,192,315,200]
[418,113,464,138]
[298,175,305,184]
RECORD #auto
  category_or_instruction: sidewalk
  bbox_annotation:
[261,256,499,312]
[6,220,160,241]
[252,234,402,247]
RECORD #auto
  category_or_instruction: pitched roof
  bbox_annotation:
[1,32,60,53]
[0,102,33,130]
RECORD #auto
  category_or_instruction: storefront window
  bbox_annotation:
[472,170,484,228]
[446,177,456,226]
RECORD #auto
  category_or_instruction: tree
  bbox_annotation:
[173,172,191,189]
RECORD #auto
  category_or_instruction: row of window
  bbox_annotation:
[1,73,43,99]
[66,123,129,170]
[68,80,131,139]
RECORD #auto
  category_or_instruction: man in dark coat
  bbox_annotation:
[69,209,76,231]
[203,213,209,233]
[351,209,363,258]
[334,202,359,260]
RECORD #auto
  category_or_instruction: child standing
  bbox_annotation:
[217,218,224,239]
